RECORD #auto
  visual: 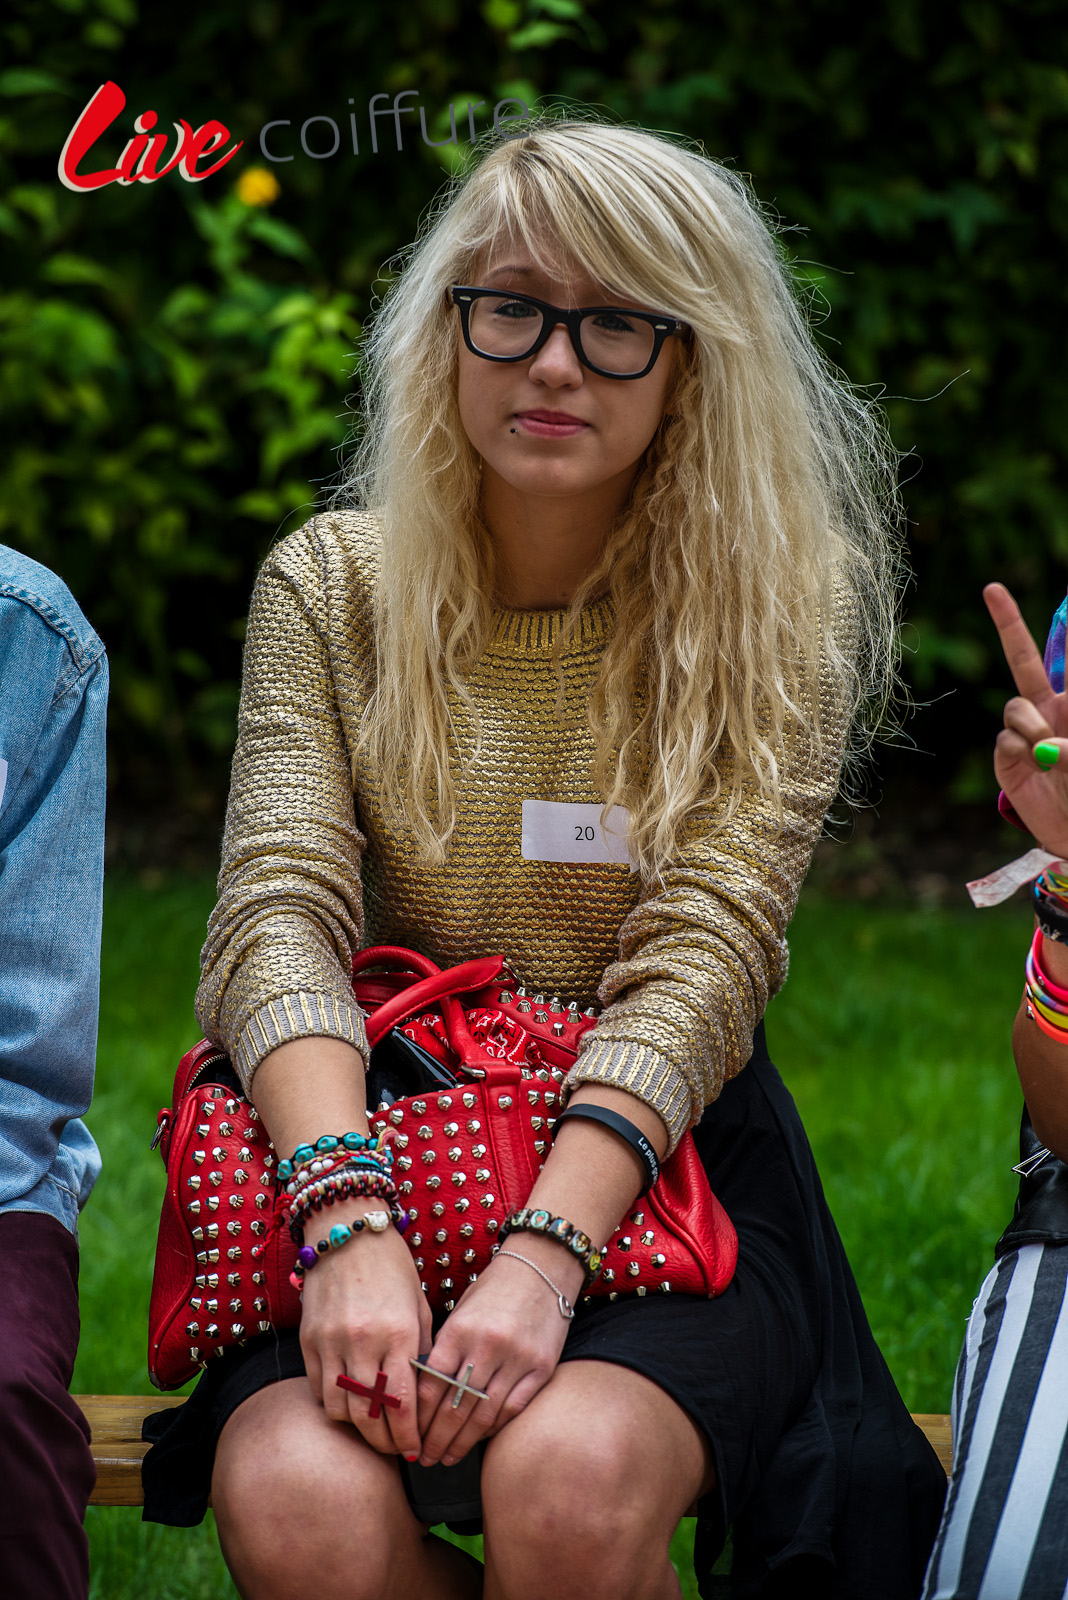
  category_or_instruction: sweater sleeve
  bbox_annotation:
[569,638,848,1152]
[195,526,370,1092]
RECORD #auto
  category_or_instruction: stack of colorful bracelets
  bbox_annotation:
[1026,865,1068,1042]
[278,1132,410,1292]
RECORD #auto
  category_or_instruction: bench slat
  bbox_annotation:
[80,1394,185,1507]
[77,1395,955,1509]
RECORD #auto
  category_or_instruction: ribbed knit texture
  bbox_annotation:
[196,512,846,1147]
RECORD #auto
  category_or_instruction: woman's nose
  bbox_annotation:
[527,321,584,384]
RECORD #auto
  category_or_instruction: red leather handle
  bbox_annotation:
[358,952,506,1048]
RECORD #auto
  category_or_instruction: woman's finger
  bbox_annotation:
[1003,695,1056,747]
[1032,738,1068,773]
[415,1352,501,1463]
[984,583,1054,706]
[335,1352,423,1460]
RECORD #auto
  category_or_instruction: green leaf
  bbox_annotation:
[0,68,72,97]
[40,253,119,291]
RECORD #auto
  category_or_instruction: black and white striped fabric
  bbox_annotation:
[923,1243,1068,1599]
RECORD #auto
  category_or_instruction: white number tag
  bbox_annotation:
[520,800,634,869]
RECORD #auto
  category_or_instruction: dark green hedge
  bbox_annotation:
[3,0,1066,822]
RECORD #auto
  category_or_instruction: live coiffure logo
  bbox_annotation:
[58,81,532,192]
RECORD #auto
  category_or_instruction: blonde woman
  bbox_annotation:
[142,121,946,1598]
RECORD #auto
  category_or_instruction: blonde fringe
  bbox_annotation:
[338,116,902,880]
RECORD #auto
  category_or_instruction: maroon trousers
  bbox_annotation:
[0,1212,94,1599]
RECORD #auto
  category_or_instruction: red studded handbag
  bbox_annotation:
[147,945,738,1389]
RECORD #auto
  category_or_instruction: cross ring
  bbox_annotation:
[409,1355,490,1407]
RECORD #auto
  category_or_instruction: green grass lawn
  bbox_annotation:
[77,875,1029,1597]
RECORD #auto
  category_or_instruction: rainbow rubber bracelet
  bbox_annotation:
[1027,998,1068,1044]
[1030,927,1068,1003]
[1026,988,1068,1029]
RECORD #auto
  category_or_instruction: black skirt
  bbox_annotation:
[141,1026,946,1598]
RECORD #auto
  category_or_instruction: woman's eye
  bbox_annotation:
[493,299,538,320]
[591,311,640,335]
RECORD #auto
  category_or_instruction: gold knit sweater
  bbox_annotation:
[196,512,846,1149]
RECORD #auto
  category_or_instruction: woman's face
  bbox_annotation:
[455,240,677,516]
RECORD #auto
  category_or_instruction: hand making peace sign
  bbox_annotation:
[985,581,1068,858]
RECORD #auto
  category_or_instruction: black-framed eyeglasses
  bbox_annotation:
[449,286,687,380]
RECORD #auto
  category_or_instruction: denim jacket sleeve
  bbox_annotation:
[0,547,107,1232]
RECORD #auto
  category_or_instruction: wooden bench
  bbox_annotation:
[77,1395,953,1507]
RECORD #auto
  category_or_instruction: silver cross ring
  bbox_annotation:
[409,1355,490,1407]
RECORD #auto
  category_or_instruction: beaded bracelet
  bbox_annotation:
[278,1131,392,1185]
[287,1169,401,1243]
[283,1148,393,1199]
[552,1103,661,1193]
[499,1207,605,1286]
[289,1207,406,1290]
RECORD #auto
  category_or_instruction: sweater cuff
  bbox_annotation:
[565,1038,693,1152]
[230,991,369,1094]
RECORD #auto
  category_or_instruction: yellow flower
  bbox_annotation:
[235,167,281,207]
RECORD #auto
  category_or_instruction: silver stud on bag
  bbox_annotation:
[443,1121,459,1137]
[228,1193,244,1209]
[627,1261,640,1277]
[466,1119,481,1134]
[437,1095,453,1111]
[218,1121,233,1137]
[191,1150,206,1167]
[455,1196,469,1212]
[421,1150,437,1165]
[412,1100,427,1115]
[462,1092,477,1109]
[459,1222,474,1238]
[448,1147,462,1162]
[417,1125,433,1140]
[196,1123,211,1139]
[486,1218,499,1233]
[651,1253,666,1267]
[480,1194,495,1210]
[630,1211,644,1225]
[211,1147,228,1163]
[499,1096,513,1110]
[452,1172,466,1187]
[206,1196,220,1212]
[426,1175,441,1191]
[187,1200,202,1215]
[551,1022,565,1036]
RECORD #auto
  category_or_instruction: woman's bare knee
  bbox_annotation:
[212,1379,418,1600]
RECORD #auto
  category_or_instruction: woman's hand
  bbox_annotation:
[413,1241,584,1467]
[985,582,1068,856]
[299,1204,433,1462]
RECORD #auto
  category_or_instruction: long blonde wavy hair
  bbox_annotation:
[344,118,902,880]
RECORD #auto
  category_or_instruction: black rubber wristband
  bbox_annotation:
[552,1103,661,1192]
[1034,880,1068,943]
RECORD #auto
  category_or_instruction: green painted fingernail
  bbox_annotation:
[1035,742,1060,770]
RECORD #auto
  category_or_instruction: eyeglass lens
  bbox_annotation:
[467,294,657,376]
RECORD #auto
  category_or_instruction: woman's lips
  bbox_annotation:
[513,410,589,437]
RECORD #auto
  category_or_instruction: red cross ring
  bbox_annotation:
[337,1370,402,1418]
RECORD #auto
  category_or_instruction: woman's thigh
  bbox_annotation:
[212,1376,478,1600]
[923,1245,1068,1600]
[481,1358,713,1600]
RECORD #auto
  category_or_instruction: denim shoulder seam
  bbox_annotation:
[0,584,105,701]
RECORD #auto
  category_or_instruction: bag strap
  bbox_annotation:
[357,950,506,1049]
